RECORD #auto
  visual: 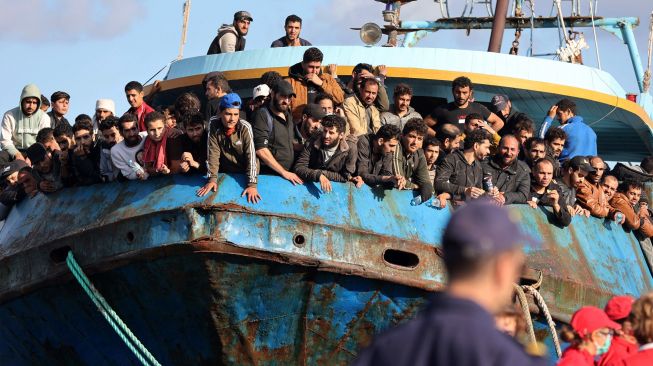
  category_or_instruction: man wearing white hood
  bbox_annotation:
[92,99,115,136]
[207,11,252,54]
[1,84,52,160]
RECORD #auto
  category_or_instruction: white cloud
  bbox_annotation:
[0,0,145,42]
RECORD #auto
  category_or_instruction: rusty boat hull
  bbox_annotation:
[0,173,652,364]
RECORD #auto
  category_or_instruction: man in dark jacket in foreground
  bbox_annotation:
[294,115,359,193]
[482,135,530,205]
[353,201,547,366]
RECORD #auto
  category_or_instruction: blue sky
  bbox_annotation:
[1,0,651,121]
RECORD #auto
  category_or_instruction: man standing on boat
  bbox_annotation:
[47,91,71,131]
[271,15,312,47]
[124,81,154,132]
[539,99,597,161]
[1,84,51,161]
[207,11,252,54]
[343,78,381,136]
[424,76,504,137]
[287,47,344,121]
[352,201,547,366]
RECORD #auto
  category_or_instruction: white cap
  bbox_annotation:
[95,99,115,115]
[252,84,270,100]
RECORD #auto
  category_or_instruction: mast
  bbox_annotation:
[177,0,191,61]
[488,0,510,52]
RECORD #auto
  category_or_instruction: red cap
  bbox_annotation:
[570,306,621,338]
[604,295,635,321]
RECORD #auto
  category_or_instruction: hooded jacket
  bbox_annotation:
[207,24,246,54]
[287,62,344,121]
[539,115,597,161]
[1,84,51,157]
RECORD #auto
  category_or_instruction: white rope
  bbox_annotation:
[554,0,570,43]
[523,285,562,357]
[514,284,537,345]
[644,12,653,93]
[589,0,602,70]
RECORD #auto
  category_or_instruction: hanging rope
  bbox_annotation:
[514,284,537,345]
[66,251,163,366]
[528,0,536,56]
[523,285,562,357]
[644,12,653,93]
[589,0,602,70]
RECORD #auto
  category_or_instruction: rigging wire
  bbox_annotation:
[589,0,602,70]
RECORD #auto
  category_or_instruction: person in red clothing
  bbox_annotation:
[615,292,653,365]
[599,296,638,366]
[124,81,154,131]
[558,306,621,366]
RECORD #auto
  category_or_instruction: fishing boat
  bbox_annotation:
[1,0,653,364]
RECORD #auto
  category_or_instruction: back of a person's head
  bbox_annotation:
[402,118,428,136]
[463,129,490,150]
[99,116,120,132]
[375,124,401,141]
[260,71,283,90]
[353,63,373,75]
[174,92,201,120]
[436,123,461,143]
[74,114,92,125]
[302,47,323,64]
[632,292,653,344]
[641,156,653,174]
[36,128,55,143]
[53,122,73,138]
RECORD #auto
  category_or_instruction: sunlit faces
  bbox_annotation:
[121,121,141,146]
[185,123,205,144]
[402,130,424,154]
[74,129,94,149]
[498,137,519,166]
[146,119,166,142]
[21,97,39,116]
[360,82,378,107]
[285,21,301,41]
[220,108,240,130]
[395,93,411,113]
[555,108,574,124]
[236,19,250,36]
[516,129,532,145]
[95,108,113,123]
[125,89,143,108]
[548,138,565,158]
[273,92,292,111]
[626,186,642,206]
[473,139,491,160]
[321,125,343,149]
[533,160,554,187]
[568,168,588,189]
[101,126,122,147]
[376,137,399,154]
[588,158,606,185]
[302,61,321,75]
[302,116,322,136]
[602,177,618,200]
[465,118,484,134]
[205,81,220,100]
[52,98,69,116]
[528,142,546,162]
[42,139,61,153]
[317,98,334,115]
[424,144,440,166]
[452,86,471,107]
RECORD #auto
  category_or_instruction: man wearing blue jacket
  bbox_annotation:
[538,98,596,161]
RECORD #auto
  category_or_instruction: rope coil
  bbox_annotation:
[514,279,562,358]
[66,251,163,366]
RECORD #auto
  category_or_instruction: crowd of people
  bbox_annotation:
[1,9,653,365]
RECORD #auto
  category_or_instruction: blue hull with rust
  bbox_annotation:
[0,174,652,364]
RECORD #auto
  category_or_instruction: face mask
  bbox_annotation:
[595,334,612,356]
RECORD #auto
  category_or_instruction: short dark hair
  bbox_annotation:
[465,113,484,125]
[53,123,73,138]
[556,98,577,115]
[424,138,442,150]
[74,114,92,125]
[174,92,201,120]
[618,179,644,193]
[375,124,401,142]
[641,156,653,174]
[393,83,413,98]
[601,174,618,185]
[124,81,143,93]
[321,114,346,134]
[50,91,70,102]
[202,72,231,93]
[359,77,379,91]
[260,71,283,90]
[285,14,302,26]
[525,137,546,150]
[436,123,461,144]
[118,113,139,132]
[463,129,490,150]
[544,126,567,143]
[99,116,120,132]
[36,128,55,143]
[41,94,50,107]
[402,118,428,137]
[72,119,94,135]
[184,112,205,128]
[452,76,473,90]
[314,93,334,106]
[302,47,324,63]
[353,63,373,75]
[144,111,165,127]
[512,114,534,134]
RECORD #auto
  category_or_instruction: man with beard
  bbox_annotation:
[202,72,231,121]
[111,114,148,181]
[124,81,154,132]
[252,80,303,185]
[71,117,102,185]
[610,180,653,238]
[491,94,521,135]
[271,14,312,47]
[169,112,208,175]
[381,83,422,130]
[482,135,530,205]
[544,126,566,177]
[423,138,442,183]
[287,47,344,121]
[47,91,71,130]
[424,76,504,136]
[97,116,123,182]
[1,84,51,160]
[294,104,325,152]
[25,142,63,194]
[339,63,390,112]
[294,114,359,193]
[343,78,382,136]
[576,156,617,219]
[435,129,491,206]
[92,99,115,135]
[356,124,401,187]
[197,93,260,203]
[539,98,597,161]
[523,137,547,169]
[392,118,433,203]
[460,113,501,154]
[435,123,462,159]
[208,11,252,54]
[558,156,594,217]
[527,158,572,227]
[602,175,619,201]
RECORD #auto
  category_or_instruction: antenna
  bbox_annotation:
[177,0,191,61]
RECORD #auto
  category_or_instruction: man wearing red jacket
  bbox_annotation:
[124,81,154,132]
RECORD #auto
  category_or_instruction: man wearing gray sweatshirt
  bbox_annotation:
[1,84,51,160]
